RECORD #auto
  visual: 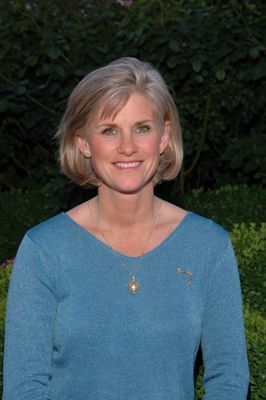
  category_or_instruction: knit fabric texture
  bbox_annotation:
[3,212,249,399]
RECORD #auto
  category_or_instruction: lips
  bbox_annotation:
[114,161,142,169]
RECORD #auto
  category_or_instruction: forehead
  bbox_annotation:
[96,92,161,123]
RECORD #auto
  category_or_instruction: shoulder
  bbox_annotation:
[188,212,228,237]
[13,214,69,281]
[179,213,237,283]
[187,211,230,248]
[159,198,230,252]
[180,212,235,270]
[161,199,229,244]
[25,213,72,249]
[14,213,77,279]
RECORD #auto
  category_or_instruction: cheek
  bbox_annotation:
[89,139,112,159]
[145,137,161,156]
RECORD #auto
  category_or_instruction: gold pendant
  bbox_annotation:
[128,277,140,294]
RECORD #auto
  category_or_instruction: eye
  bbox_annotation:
[101,127,116,136]
[136,125,150,134]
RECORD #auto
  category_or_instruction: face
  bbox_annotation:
[76,92,170,195]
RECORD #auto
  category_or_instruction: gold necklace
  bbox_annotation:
[88,199,162,295]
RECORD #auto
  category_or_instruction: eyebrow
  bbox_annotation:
[135,120,154,125]
[96,119,155,128]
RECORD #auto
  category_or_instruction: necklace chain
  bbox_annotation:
[88,199,162,294]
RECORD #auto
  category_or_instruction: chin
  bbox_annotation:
[115,187,146,195]
[108,177,155,195]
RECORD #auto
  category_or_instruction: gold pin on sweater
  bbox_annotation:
[176,268,193,285]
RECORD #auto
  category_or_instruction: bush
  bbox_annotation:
[0,190,54,263]
[0,262,12,396]
[182,184,266,230]
[244,307,266,400]
[231,222,266,317]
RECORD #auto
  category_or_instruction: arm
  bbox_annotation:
[201,236,249,399]
[3,234,59,400]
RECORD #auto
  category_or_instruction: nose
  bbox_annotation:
[117,133,137,156]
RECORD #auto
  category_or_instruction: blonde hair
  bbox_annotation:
[56,57,183,187]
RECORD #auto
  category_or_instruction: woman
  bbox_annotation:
[3,57,249,399]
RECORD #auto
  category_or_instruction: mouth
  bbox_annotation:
[113,161,142,169]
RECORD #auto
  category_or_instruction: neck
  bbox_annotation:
[93,185,158,229]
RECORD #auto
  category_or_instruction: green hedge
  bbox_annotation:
[0,263,12,395]
[0,190,54,263]
[231,222,266,317]
[182,184,266,230]
[244,308,266,400]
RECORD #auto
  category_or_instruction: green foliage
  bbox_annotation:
[0,190,54,263]
[0,263,12,396]
[0,0,265,196]
[244,307,266,400]
[231,222,266,317]
[182,184,266,230]
[0,264,11,326]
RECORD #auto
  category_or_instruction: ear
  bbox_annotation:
[159,121,171,154]
[76,134,91,158]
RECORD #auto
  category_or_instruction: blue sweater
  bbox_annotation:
[3,212,249,399]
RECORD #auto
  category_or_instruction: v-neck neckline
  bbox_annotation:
[60,211,193,260]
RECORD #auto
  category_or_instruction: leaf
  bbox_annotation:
[168,39,180,53]
[192,60,202,72]
[25,55,39,66]
[167,57,178,68]
[55,65,65,78]
[215,69,226,81]
[249,47,260,60]
[75,68,88,77]
[16,86,27,95]
[0,99,9,113]
[195,75,204,83]
[47,47,61,60]
[251,63,266,80]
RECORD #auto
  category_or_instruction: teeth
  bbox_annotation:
[115,162,140,168]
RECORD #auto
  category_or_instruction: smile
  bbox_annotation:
[114,161,142,169]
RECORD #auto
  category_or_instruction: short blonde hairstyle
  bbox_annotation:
[56,57,183,187]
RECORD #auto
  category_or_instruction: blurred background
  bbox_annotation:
[0,1,265,398]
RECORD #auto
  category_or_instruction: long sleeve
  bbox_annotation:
[3,233,59,400]
[201,236,249,399]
